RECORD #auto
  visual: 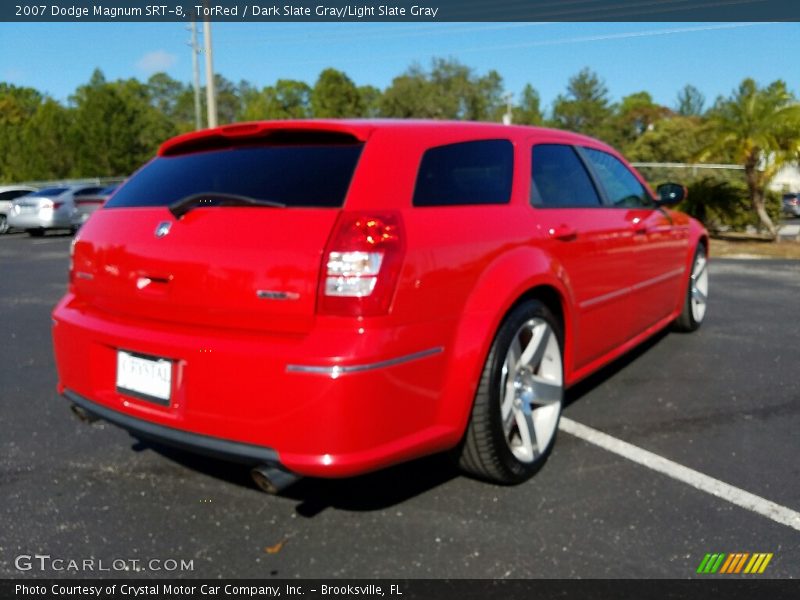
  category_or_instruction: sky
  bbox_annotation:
[0,21,797,112]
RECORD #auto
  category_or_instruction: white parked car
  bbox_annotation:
[0,185,38,234]
[8,185,105,236]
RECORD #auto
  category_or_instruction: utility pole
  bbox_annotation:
[203,16,218,128]
[188,19,203,130]
[502,92,514,126]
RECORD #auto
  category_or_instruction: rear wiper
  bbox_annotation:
[168,192,286,219]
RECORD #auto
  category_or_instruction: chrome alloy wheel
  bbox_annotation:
[690,246,708,323]
[499,318,563,463]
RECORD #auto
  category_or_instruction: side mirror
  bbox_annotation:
[656,183,687,207]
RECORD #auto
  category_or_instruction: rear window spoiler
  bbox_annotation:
[159,121,374,157]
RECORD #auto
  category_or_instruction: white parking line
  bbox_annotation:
[559,417,800,533]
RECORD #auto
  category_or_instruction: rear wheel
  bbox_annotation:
[674,243,708,332]
[27,228,45,237]
[458,299,564,484]
[0,214,8,234]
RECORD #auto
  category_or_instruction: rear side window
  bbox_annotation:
[105,144,364,209]
[75,187,104,196]
[0,190,32,201]
[413,140,513,207]
[582,148,653,208]
[531,144,601,208]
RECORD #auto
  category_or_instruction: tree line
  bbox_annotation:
[1,59,798,235]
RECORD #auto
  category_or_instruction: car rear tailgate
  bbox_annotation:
[72,207,339,334]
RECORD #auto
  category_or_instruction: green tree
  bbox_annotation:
[701,78,800,237]
[380,58,503,121]
[513,84,543,125]
[147,72,199,132]
[212,74,242,124]
[71,69,175,176]
[15,99,74,180]
[675,84,705,117]
[380,65,433,118]
[241,79,311,120]
[611,91,671,151]
[0,83,44,182]
[311,68,363,118]
[551,68,613,139]
[358,85,382,118]
[627,115,706,163]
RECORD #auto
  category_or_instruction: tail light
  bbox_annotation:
[317,211,405,317]
[39,200,63,210]
[68,237,77,290]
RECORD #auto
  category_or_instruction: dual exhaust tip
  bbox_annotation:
[250,465,300,495]
[70,403,99,424]
[69,403,300,495]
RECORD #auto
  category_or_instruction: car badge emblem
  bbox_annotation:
[155,221,172,238]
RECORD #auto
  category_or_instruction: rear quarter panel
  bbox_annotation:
[349,126,576,443]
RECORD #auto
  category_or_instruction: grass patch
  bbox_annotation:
[711,236,800,259]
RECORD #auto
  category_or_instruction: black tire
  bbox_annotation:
[0,214,8,235]
[458,299,564,484]
[27,228,45,237]
[674,243,708,332]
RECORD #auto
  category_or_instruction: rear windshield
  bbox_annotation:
[29,187,68,197]
[75,187,104,196]
[105,144,364,209]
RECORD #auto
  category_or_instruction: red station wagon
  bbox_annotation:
[52,120,709,493]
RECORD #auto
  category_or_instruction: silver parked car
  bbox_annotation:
[8,185,105,236]
[74,184,119,226]
[0,185,38,234]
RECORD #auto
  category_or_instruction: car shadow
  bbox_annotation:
[564,327,670,407]
[136,439,459,516]
[135,327,674,516]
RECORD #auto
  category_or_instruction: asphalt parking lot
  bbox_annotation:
[1,232,798,579]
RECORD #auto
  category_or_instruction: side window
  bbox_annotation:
[75,187,103,196]
[531,144,602,208]
[582,148,653,208]
[413,140,513,207]
[0,190,30,201]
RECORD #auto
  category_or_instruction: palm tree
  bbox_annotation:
[701,79,800,237]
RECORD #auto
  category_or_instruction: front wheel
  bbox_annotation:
[458,299,564,484]
[674,243,708,332]
[0,214,8,234]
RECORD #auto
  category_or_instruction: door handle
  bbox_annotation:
[632,222,648,235]
[548,224,578,241]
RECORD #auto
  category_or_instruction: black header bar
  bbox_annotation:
[3,0,798,22]
[3,579,800,600]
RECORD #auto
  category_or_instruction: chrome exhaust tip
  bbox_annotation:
[70,403,99,424]
[250,465,300,494]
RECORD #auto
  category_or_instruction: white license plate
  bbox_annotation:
[116,350,172,405]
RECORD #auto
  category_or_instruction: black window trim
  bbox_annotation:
[575,145,657,210]
[528,142,605,210]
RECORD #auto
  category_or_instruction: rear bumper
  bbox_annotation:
[65,389,281,465]
[8,210,73,229]
[52,293,457,477]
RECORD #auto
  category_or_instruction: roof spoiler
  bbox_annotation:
[158,121,373,157]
